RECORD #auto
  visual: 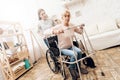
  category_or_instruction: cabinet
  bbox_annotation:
[0,22,33,80]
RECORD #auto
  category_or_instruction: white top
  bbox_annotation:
[37,19,54,38]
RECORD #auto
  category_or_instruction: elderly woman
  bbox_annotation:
[44,10,88,80]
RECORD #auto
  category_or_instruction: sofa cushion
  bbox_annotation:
[84,24,99,36]
[98,20,118,33]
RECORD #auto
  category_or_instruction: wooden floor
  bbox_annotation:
[18,46,120,80]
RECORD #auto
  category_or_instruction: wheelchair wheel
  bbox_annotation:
[46,49,59,74]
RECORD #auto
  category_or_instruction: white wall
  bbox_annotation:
[82,0,120,24]
[68,0,120,25]
[0,0,38,29]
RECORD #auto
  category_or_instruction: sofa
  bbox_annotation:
[86,19,120,50]
[72,18,120,50]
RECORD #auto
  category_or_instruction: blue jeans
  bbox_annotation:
[61,46,82,69]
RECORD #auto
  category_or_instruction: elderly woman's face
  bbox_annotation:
[62,12,70,24]
[39,10,48,20]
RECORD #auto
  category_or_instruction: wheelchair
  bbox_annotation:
[45,35,86,80]
[45,35,67,79]
[45,27,103,80]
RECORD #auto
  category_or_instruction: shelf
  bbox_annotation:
[10,52,29,66]
[10,58,24,66]
[10,57,33,79]
[5,46,20,55]
[0,22,32,80]
[15,65,33,79]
